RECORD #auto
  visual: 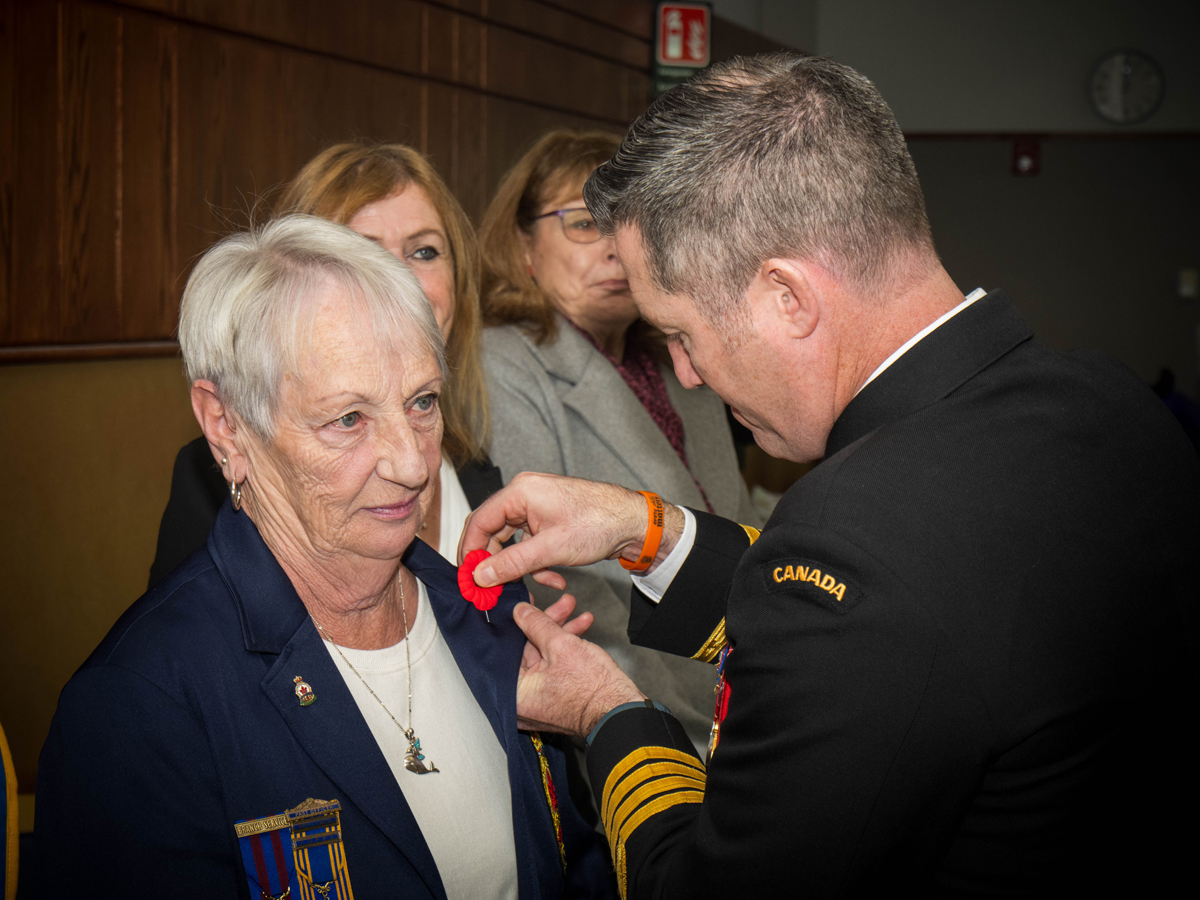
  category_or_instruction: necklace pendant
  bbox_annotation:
[403,730,439,774]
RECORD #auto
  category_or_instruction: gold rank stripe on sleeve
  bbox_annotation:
[602,761,706,837]
[601,747,707,900]
[690,618,726,663]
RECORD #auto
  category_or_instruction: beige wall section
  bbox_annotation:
[0,358,201,790]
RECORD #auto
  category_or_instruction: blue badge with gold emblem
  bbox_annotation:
[235,798,354,900]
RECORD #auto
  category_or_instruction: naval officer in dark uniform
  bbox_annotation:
[459,53,1200,898]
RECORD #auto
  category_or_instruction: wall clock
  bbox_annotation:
[1089,50,1164,125]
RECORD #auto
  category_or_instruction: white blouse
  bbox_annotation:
[436,455,474,565]
[322,579,518,900]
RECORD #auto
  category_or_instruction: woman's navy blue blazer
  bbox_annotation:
[34,502,616,899]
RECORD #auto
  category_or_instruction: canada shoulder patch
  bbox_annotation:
[762,558,864,614]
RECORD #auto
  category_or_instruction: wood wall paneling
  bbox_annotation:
[118,0,430,74]
[484,92,622,195]
[0,0,14,341]
[0,356,202,792]
[114,0,649,76]
[0,0,652,357]
[488,25,643,122]
[487,0,648,69]
[537,0,653,39]
[423,5,461,83]
[6,1,61,346]
[61,1,122,342]
[453,90,490,220]
[120,12,179,338]
[172,18,432,276]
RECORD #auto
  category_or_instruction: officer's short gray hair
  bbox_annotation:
[179,214,444,439]
[584,53,936,324]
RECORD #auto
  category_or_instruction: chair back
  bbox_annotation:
[0,720,17,900]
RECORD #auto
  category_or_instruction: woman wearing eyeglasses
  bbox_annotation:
[479,129,761,759]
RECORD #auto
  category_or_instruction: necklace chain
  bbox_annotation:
[312,572,439,773]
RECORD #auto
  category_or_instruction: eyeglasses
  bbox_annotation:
[532,207,602,244]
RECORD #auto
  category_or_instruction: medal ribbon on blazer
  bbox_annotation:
[290,799,354,900]
[234,799,355,900]
[235,813,295,899]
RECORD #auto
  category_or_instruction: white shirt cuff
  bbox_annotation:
[630,507,696,603]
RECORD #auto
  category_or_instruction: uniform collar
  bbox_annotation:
[824,289,1033,459]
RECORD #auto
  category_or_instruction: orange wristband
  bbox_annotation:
[620,491,665,572]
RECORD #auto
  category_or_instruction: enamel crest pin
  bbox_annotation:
[293,676,315,706]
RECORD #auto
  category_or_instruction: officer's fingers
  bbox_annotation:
[474,534,565,587]
[512,602,570,659]
[483,526,518,557]
[459,487,533,562]
[541,595,593,637]
[530,569,568,591]
[562,610,593,638]
[460,471,571,560]
[542,593,578,626]
[458,516,521,564]
[521,638,544,673]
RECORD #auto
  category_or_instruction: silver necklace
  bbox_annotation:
[313,574,439,774]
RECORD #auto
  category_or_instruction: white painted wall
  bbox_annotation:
[713,1,1200,132]
[817,0,1200,132]
[911,137,1200,395]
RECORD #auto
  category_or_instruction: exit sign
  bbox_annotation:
[656,3,710,68]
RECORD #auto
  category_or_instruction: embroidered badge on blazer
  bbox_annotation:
[763,558,864,614]
[235,798,355,900]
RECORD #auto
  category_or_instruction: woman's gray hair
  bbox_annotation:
[179,214,445,439]
[585,53,936,324]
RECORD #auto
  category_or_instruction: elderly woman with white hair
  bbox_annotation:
[33,216,615,900]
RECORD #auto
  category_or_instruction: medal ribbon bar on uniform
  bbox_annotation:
[289,799,355,900]
[235,813,295,900]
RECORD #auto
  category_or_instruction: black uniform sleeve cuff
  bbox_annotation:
[586,707,706,898]
[628,510,756,661]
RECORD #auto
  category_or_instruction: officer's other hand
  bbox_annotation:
[512,600,644,737]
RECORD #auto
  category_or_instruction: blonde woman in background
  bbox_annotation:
[478,129,762,755]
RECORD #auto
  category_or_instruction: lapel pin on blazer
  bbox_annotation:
[293,676,316,706]
[458,549,501,623]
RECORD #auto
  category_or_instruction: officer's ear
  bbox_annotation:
[754,258,820,341]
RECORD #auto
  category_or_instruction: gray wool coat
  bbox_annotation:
[482,319,762,752]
